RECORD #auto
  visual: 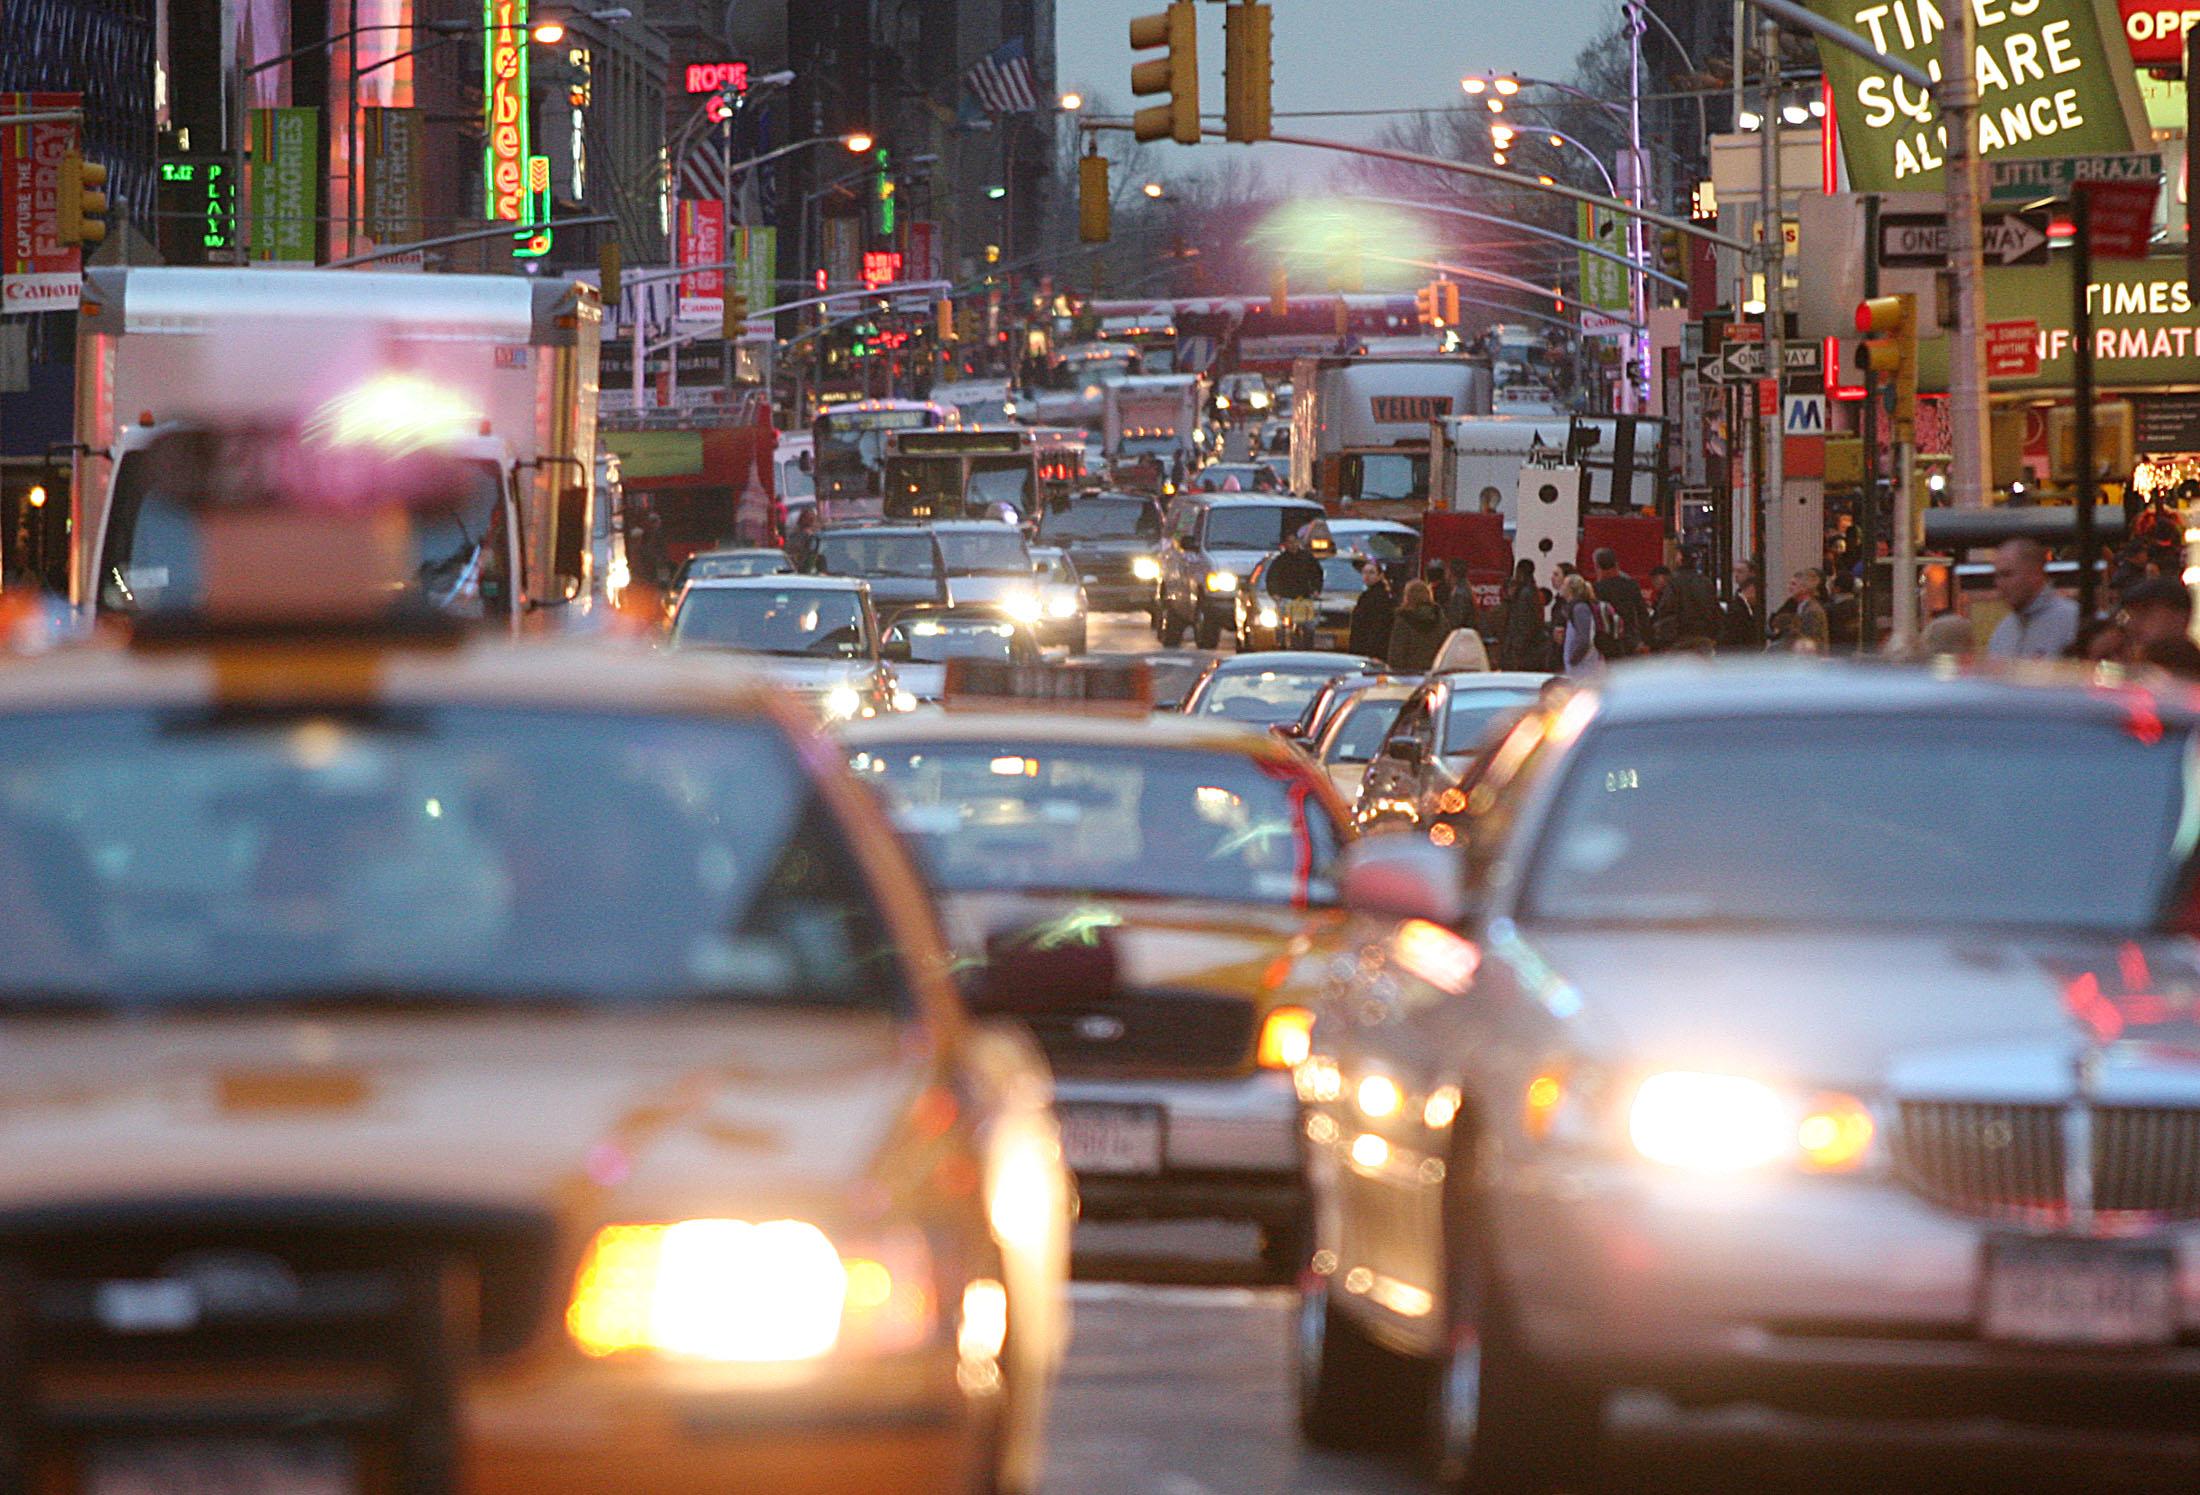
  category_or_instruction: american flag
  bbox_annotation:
[964,37,1039,115]
[676,140,729,205]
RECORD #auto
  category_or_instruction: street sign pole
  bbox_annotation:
[1861,193,1880,650]
[1941,0,1990,512]
[2073,186,2097,626]
[1758,13,1781,641]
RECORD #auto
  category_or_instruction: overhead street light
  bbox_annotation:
[1060,91,1084,111]
[844,132,875,153]
[1142,181,1165,198]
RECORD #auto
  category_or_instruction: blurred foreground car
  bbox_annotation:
[1308,681,1413,802]
[669,575,911,721]
[845,663,1354,1279]
[0,514,1072,1494]
[1300,661,2200,1490]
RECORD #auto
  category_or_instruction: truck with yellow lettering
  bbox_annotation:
[1287,354,1492,520]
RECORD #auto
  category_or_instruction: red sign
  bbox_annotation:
[1986,319,2042,379]
[1757,378,1778,418]
[685,61,750,94]
[2119,2,2200,66]
[861,249,902,290]
[1,92,80,312]
[677,199,724,314]
[905,221,938,283]
[2079,177,2163,259]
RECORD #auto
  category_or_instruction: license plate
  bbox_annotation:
[1980,1236,2176,1348]
[88,1440,356,1495]
[1057,1102,1165,1176]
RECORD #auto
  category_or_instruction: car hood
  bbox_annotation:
[1514,926,2200,1101]
[1205,549,1271,577]
[0,1010,926,1216]
[944,575,1032,607]
[937,891,1343,1003]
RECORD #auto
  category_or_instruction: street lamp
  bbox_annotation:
[844,132,875,154]
[1142,181,1165,198]
[1059,92,1084,112]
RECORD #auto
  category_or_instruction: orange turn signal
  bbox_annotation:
[1257,1004,1315,1069]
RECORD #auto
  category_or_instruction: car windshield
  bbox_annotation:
[1039,495,1160,542]
[1191,666,1343,725]
[893,617,1033,664]
[938,530,1032,575]
[967,458,1035,516]
[0,708,903,1010]
[1524,715,2191,932]
[778,461,815,500]
[821,532,938,578]
[1204,505,1324,551]
[1444,689,1542,753]
[672,587,870,658]
[852,742,1340,906]
[1326,697,1406,764]
[1334,528,1417,564]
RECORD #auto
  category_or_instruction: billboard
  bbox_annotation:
[1577,202,1629,313]
[484,0,531,222]
[678,198,724,321]
[1,93,81,312]
[250,106,318,263]
[361,107,423,258]
[1808,0,2150,192]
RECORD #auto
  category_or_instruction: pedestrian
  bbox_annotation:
[2119,575,2200,678]
[1497,560,1554,672]
[1768,568,1830,653]
[1920,610,1976,659]
[1347,561,1395,658]
[1826,571,1862,653]
[785,506,822,573]
[1721,573,1764,651]
[1425,560,1455,614]
[1645,565,1671,616]
[1985,537,2079,659]
[1557,574,1601,676]
[1589,547,1651,655]
[1386,579,1448,673]
[1441,564,1481,636]
[1654,552,1722,650]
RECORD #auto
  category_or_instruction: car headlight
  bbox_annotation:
[1001,590,1042,624]
[1256,606,1279,628]
[822,684,864,720]
[891,688,919,713]
[1046,593,1081,619]
[1625,1071,1875,1174]
[566,1219,939,1363]
[1204,569,1238,594]
[1249,391,1271,410]
[1130,554,1162,582]
[1215,395,1231,411]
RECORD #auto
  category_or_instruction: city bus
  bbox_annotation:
[883,429,1045,522]
[812,398,959,516]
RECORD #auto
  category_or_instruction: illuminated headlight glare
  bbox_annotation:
[1249,391,1271,410]
[1046,593,1081,619]
[1130,554,1162,582]
[823,684,863,720]
[891,689,919,713]
[1623,1072,1884,1174]
[1001,590,1042,624]
[567,1220,846,1362]
[1256,606,1280,629]
[1204,569,1238,594]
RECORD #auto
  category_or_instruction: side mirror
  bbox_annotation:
[971,925,1120,1015]
[1386,737,1425,765]
[882,634,912,662]
[1337,836,1471,925]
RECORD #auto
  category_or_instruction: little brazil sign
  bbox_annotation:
[1806,0,2150,193]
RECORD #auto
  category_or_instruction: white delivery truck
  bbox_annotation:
[1429,413,1666,523]
[71,267,602,624]
[1288,354,1492,519]
[1101,374,1203,479]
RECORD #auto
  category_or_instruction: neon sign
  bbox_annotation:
[687,61,749,123]
[484,0,530,222]
[862,250,903,290]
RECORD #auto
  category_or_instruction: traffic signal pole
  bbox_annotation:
[1940,0,1991,512]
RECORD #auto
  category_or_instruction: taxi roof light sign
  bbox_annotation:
[942,658,1153,715]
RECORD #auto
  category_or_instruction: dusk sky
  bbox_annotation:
[1054,0,1611,181]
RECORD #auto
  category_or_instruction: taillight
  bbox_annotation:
[1257,1004,1315,1069]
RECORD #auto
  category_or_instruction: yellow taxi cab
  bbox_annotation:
[0,494,1071,1494]
[842,661,1356,1279]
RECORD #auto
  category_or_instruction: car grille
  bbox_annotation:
[1892,1102,2200,1223]
[0,1200,562,1363]
[1074,553,1144,587]
[1017,988,1257,1078]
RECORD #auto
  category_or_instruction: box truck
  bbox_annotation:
[1287,355,1492,519]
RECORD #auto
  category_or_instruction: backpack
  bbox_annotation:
[1591,600,1629,660]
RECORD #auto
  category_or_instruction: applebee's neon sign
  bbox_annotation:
[484,0,530,221]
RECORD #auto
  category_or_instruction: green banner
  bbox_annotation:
[1918,254,2198,390]
[1577,203,1628,313]
[736,226,776,318]
[250,106,318,262]
[1807,0,2148,193]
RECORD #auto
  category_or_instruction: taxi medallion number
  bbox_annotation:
[1980,1236,2175,1347]
[1057,1102,1165,1175]
[89,1439,356,1495]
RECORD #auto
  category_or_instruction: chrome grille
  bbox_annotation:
[1893,1101,2200,1222]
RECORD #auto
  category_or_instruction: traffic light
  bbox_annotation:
[598,241,622,311]
[1439,282,1460,327]
[57,152,108,248]
[1415,282,1439,327]
[1270,266,1288,316]
[1656,228,1683,287]
[1079,151,1111,243]
[1223,1,1272,144]
[1855,293,1917,443]
[1130,2,1200,145]
[936,299,957,342]
[723,288,749,342]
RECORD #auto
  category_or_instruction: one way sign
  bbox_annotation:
[1980,210,2050,267]
[1877,210,2050,269]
